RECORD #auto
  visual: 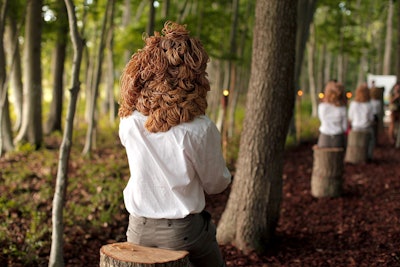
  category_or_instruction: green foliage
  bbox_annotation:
[0,124,128,265]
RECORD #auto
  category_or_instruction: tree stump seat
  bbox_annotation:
[100,242,190,267]
[311,145,344,198]
[345,130,370,164]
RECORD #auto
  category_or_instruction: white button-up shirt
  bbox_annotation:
[348,101,374,131]
[119,111,232,219]
[318,102,348,135]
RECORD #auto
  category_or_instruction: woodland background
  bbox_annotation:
[0,0,399,266]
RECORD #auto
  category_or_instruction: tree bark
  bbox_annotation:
[100,243,190,267]
[217,0,297,253]
[105,4,116,124]
[307,22,317,117]
[82,0,115,155]
[311,146,344,198]
[146,0,155,36]
[48,0,84,266]
[345,130,370,164]
[46,1,68,134]
[383,0,393,75]
[0,0,14,155]
[5,9,23,131]
[14,0,43,149]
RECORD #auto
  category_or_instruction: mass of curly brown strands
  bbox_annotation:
[323,81,346,106]
[118,21,210,133]
[354,83,370,102]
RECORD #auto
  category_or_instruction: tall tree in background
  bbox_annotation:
[82,0,115,155]
[45,1,69,134]
[5,0,24,131]
[383,0,393,75]
[0,0,14,155]
[146,0,155,36]
[14,0,43,149]
[307,22,318,117]
[49,0,85,265]
[217,0,297,252]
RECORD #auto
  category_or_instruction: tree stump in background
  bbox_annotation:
[311,145,344,198]
[345,130,370,164]
[100,242,190,267]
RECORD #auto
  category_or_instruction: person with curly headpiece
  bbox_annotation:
[118,21,231,267]
[317,81,348,148]
[348,83,375,159]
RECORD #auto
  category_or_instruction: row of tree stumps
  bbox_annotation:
[311,130,370,198]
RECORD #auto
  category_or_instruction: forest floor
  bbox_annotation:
[1,131,400,267]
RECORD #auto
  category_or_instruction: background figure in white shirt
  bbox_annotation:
[317,81,348,148]
[118,21,231,267]
[369,85,382,145]
[348,83,375,160]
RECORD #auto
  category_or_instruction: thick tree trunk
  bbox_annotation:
[5,12,23,131]
[15,0,43,148]
[0,0,14,155]
[311,146,344,198]
[383,0,393,75]
[217,0,297,253]
[100,243,189,267]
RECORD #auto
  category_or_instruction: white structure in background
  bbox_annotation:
[367,74,397,125]
[366,74,397,104]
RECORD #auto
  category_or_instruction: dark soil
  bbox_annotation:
[3,133,400,267]
[216,134,400,267]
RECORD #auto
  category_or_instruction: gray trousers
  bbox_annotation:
[127,211,225,267]
[317,133,346,148]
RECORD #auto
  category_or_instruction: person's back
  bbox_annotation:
[348,101,374,131]
[118,21,231,267]
[317,81,347,148]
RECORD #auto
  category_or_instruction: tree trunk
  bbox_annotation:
[324,50,332,85]
[82,0,115,155]
[290,0,317,139]
[345,130,370,164]
[49,0,84,266]
[311,146,344,198]
[105,7,116,124]
[100,243,190,267]
[5,10,23,131]
[225,0,239,139]
[122,0,132,63]
[217,0,297,253]
[15,0,43,149]
[0,0,14,155]
[161,0,170,19]
[46,1,68,134]
[383,0,393,75]
[146,0,155,36]
[307,22,318,117]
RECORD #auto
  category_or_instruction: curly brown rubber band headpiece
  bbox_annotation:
[118,21,210,133]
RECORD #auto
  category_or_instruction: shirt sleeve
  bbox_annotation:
[189,122,232,195]
[118,117,128,147]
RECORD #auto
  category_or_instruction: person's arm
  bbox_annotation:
[189,122,232,195]
[341,107,348,132]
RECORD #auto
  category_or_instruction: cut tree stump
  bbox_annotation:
[311,145,344,198]
[100,242,190,267]
[345,130,370,164]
